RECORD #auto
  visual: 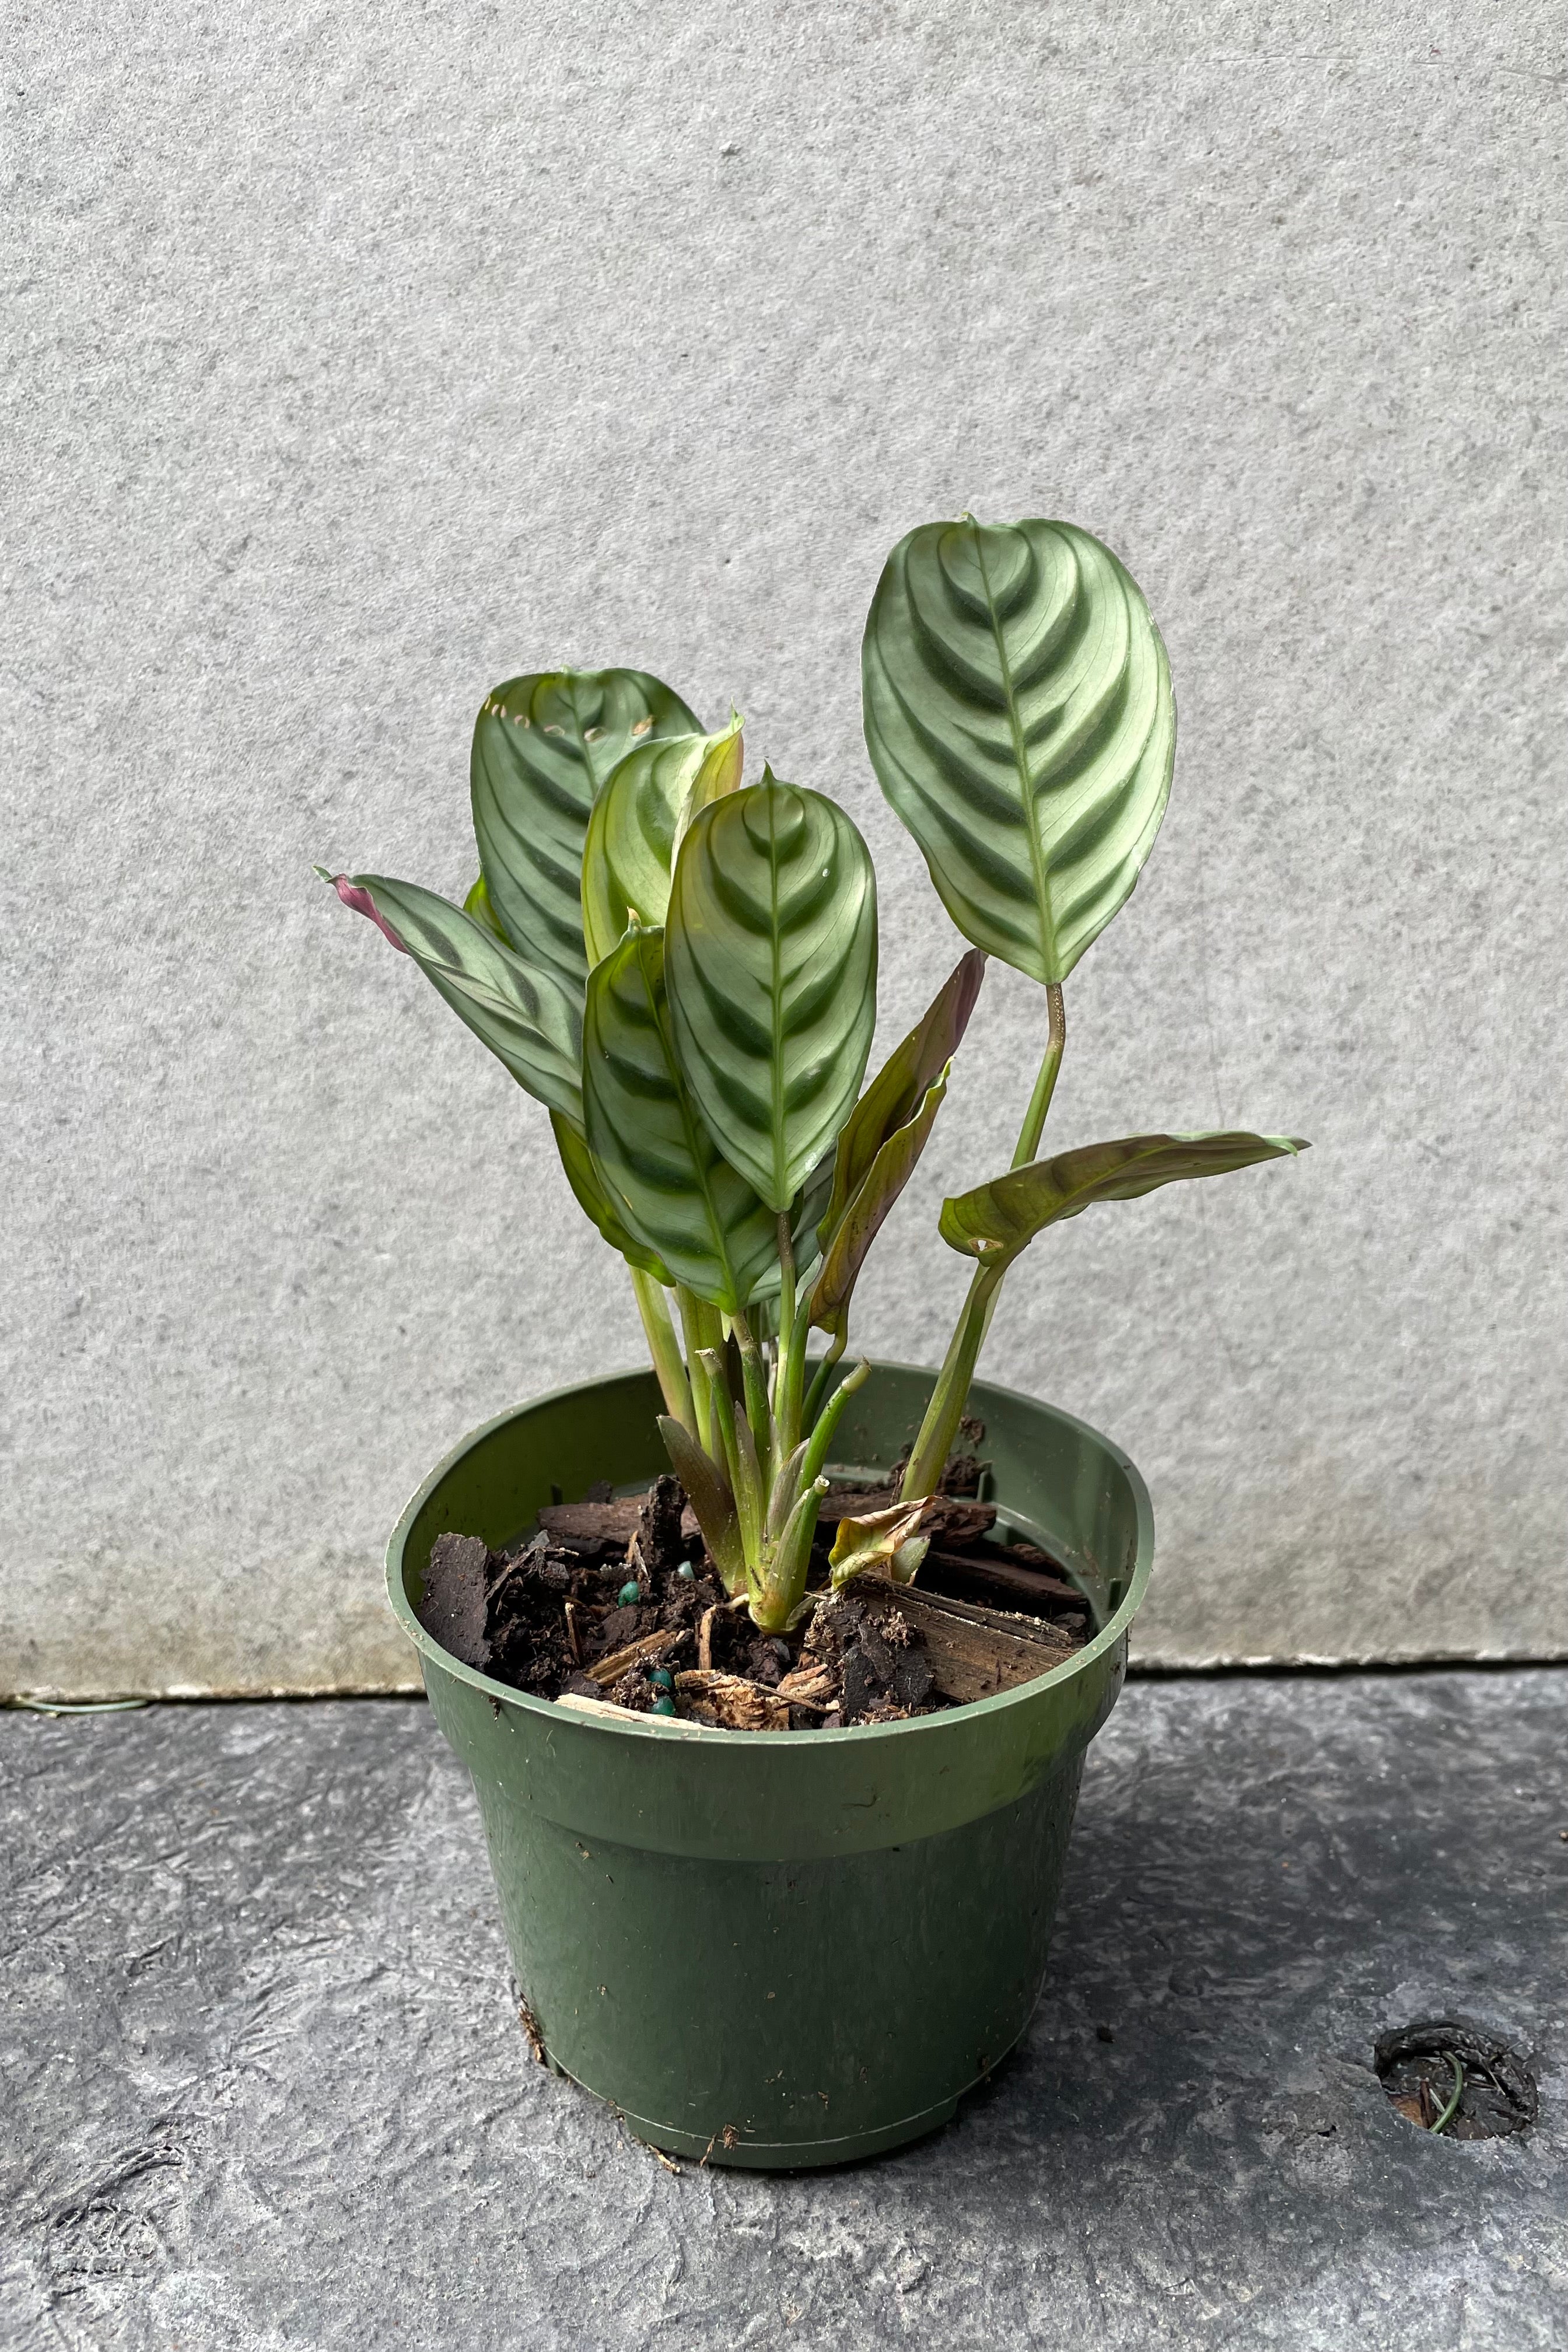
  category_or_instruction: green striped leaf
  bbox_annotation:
[863,516,1175,984]
[548,1111,673,1282]
[320,870,583,1124]
[582,925,781,1312]
[940,1132,1308,1270]
[580,714,744,970]
[471,668,701,991]
[664,774,878,1213]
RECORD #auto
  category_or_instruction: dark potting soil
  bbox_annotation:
[414,1448,1093,1734]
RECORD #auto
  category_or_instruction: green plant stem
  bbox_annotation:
[764,1440,811,1541]
[900,991,1068,1500]
[698,1348,761,1569]
[751,1362,870,1631]
[899,1264,1002,1501]
[1011,982,1065,1168]
[788,1282,816,1443]
[773,1213,804,1461]
[799,1356,870,1492]
[732,1408,766,1549]
[751,1475,831,1633]
[629,1269,695,1436]
[731,1310,773,1468]
[676,1286,723,1455]
[1431,2054,1465,2134]
[801,1332,846,1433]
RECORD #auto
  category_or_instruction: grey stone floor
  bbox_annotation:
[2,1674,1564,2351]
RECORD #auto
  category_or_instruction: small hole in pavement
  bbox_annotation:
[1375,2017,1537,2141]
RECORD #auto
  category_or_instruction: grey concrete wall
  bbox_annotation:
[5,1,1564,1698]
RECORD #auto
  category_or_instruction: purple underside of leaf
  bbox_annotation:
[811,1072,947,1333]
[333,876,407,954]
[929,948,986,1083]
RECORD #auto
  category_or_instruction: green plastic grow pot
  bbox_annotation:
[387,1361,1153,2169]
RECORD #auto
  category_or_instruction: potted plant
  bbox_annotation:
[320,513,1304,2166]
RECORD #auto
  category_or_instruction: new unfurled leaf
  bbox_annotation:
[548,1111,673,1282]
[321,870,583,1124]
[863,517,1174,984]
[673,710,746,856]
[582,925,782,1312]
[828,1499,930,1590]
[810,1065,950,1339]
[471,668,700,990]
[580,715,744,970]
[818,949,985,1246]
[940,1132,1308,1270]
[666,774,878,1213]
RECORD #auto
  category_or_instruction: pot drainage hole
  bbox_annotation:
[1376,2018,1536,2141]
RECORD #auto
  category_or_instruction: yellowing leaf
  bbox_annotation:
[828,1499,930,1590]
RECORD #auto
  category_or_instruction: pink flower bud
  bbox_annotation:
[332,876,406,953]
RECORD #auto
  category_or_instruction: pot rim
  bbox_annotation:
[386,1358,1154,1748]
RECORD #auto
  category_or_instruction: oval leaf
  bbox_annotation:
[323,870,583,1124]
[863,516,1175,984]
[940,1132,1308,1270]
[820,949,984,1244]
[665,774,878,1213]
[580,715,744,970]
[582,925,782,1312]
[471,668,701,990]
[548,1110,673,1282]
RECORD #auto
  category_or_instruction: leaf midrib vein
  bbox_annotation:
[636,939,742,1309]
[970,521,1059,980]
[768,786,786,1204]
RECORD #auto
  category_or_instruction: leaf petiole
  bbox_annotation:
[901,992,1070,1498]
[1012,984,1065,1168]
[630,1269,695,1437]
[798,1356,870,1494]
[900,1262,1002,1502]
[730,1310,774,1471]
[801,1331,846,1435]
